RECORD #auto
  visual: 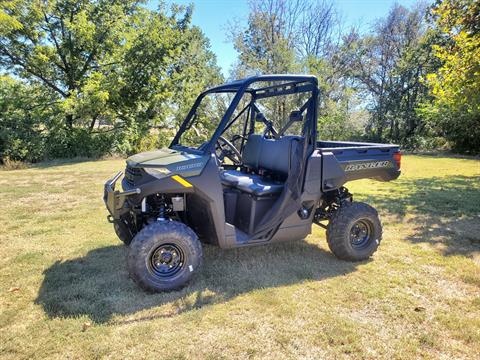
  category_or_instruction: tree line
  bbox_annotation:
[0,0,478,164]
[231,0,479,153]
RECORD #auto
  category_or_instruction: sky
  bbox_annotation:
[159,0,421,76]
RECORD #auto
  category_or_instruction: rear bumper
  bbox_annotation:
[103,171,140,219]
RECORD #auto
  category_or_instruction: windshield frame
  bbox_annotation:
[169,90,240,154]
[169,75,319,155]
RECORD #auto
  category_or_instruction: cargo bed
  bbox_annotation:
[315,140,401,191]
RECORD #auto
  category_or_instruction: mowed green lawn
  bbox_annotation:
[0,155,479,359]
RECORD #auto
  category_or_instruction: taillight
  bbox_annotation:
[393,151,401,169]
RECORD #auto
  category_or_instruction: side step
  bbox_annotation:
[234,227,249,244]
[224,222,250,247]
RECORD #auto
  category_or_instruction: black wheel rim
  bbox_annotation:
[349,220,372,249]
[149,244,185,278]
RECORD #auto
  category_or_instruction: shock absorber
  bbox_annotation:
[157,195,167,222]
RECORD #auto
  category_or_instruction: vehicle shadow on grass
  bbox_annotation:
[35,239,359,323]
[360,175,480,257]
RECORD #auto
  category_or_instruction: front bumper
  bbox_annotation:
[103,171,140,219]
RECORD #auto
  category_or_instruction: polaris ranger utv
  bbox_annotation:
[104,75,401,292]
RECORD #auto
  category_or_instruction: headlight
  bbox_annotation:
[144,167,171,177]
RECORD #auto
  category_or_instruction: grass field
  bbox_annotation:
[0,155,479,359]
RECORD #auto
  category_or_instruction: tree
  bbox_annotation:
[231,0,301,77]
[231,0,340,76]
[0,75,54,162]
[0,0,222,161]
[231,0,358,140]
[0,0,142,128]
[296,0,340,59]
[420,0,480,153]
[343,4,438,146]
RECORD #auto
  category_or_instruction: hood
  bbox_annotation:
[126,148,197,167]
[126,147,210,178]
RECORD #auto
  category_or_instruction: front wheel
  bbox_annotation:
[326,202,382,261]
[127,221,203,292]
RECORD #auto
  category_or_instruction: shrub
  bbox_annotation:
[45,128,114,159]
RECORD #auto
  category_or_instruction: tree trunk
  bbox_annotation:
[89,115,98,132]
[66,114,73,128]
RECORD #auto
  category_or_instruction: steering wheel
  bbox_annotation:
[215,136,242,165]
[230,134,248,147]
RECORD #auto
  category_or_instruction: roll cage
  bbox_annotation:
[170,74,319,155]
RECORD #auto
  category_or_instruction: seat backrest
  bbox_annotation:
[242,134,301,175]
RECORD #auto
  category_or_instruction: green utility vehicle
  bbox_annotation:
[104,75,401,292]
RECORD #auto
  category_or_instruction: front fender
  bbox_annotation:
[121,174,196,207]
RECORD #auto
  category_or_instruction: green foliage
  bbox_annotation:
[45,127,114,159]
[232,1,367,141]
[0,0,222,162]
[231,1,300,76]
[0,76,53,162]
[234,19,297,76]
[317,103,365,141]
[306,56,364,141]
[343,4,440,148]
[232,0,478,153]
[1,0,479,160]
[420,0,480,153]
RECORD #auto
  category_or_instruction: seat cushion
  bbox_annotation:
[220,170,284,196]
[242,134,302,175]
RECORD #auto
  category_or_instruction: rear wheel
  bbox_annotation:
[326,202,382,261]
[127,221,202,292]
